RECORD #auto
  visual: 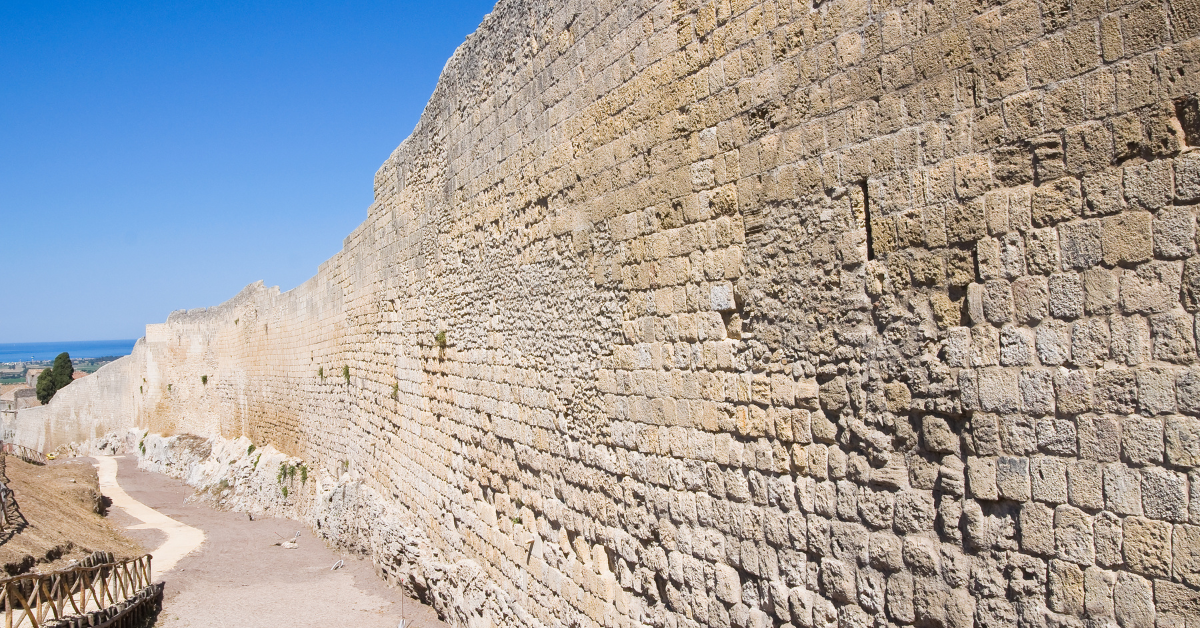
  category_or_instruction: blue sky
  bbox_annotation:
[0,0,496,343]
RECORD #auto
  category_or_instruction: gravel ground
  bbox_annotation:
[102,455,447,628]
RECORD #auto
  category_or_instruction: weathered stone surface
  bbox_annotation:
[5,1,1198,626]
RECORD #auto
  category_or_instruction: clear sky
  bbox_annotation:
[0,0,497,343]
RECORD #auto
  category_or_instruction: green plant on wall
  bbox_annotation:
[201,375,208,385]
[281,486,288,498]
[247,444,256,456]
[392,383,399,400]
[342,365,350,384]
[318,366,324,379]
[435,330,447,347]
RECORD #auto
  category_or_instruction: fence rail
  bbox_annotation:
[0,445,45,467]
[0,554,158,628]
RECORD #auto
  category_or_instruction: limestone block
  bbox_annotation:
[1050,273,1085,320]
[1153,207,1197,260]
[1071,318,1111,367]
[1120,262,1183,315]
[714,563,741,603]
[1000,325,1035,366]
[1083,267,1120,315]
[1183,259,1200,311]
[1139,466,1187,522]
[1173,524,1200,587]
[983,280,1015,323]
[1036,319,1071,365]
[1111,315,1152,366]
[1059,219,1103,270]
[1084,566,1117,619]
[1150,311,1195,363]
[1102,211,1154,266]
[1079,413,1121,462]
[1020,501,1055,555]
[968,456,999,501]
[1048,559,1085,615]
[1122,516,1172,577]
[1055,504,1096,565]
[997,456,1031,501]
[1055,368,1095,416]
[1123,414,1164,466]
[1095,368,1137,414]
[1124,159,1174,211]
[1136,366,1176,415]
[1025,228,1061,275]
[1177,153,1200,203]
[1094,511,1125,568]
[1083,171,1125,217]
[1031,456,1068,503]
[978,368,1019,413]
[1021,369,1055,416]
[1177,369,1200,415]
[1113,572,1155,628]
[1013,276,1050,327]
[1034,177,1083,227]
[1106,463,1145,515]
[1165,415,1200,468]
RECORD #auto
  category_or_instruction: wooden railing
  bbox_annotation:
[0,554,160,628]
[0,445,44,467]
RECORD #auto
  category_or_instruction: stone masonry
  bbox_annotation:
[11,0,1200,626]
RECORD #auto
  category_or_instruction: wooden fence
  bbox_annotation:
[0,554,160,628]
[0,445,45,467]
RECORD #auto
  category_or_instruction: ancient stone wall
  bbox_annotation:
[13,0,1200,625]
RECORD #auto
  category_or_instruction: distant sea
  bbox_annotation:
[0,340,138,363]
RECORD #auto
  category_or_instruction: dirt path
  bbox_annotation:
[102,455,447,628]
[94,456,204,574]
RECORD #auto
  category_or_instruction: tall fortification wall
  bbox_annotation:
[13,0,1200,625]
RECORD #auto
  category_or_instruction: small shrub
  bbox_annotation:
[391,383,399,400]
[218,479,230,491]
[167,384,172,392]
[281,486,288,498]
[201,375,208,385]
[300,465,308,484]
[234,318,239,325]
[253,453,262,470]
[139,386,143,394]
[318,366,324,379]
[342,365,350,384]
[247,444,256,456]
[139,439,146,455]
[435,330,447,347]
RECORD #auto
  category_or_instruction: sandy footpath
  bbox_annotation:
[101,455,447,628]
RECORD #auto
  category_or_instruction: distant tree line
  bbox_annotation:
[36,352,74,404]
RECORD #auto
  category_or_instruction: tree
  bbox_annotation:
[35,368,55,404]
[35,352,74,404]
[51,352,73,392]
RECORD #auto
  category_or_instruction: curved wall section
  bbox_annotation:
[13,0,1200,625]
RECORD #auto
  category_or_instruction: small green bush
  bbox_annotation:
[253,453,261,470]
[435,330,447,347]
[201,375,208,385]
[281,486,288,498]
[318,366,324,379]
[247,444,256,456]
[342,365,350,384]
[391,383,399,400]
